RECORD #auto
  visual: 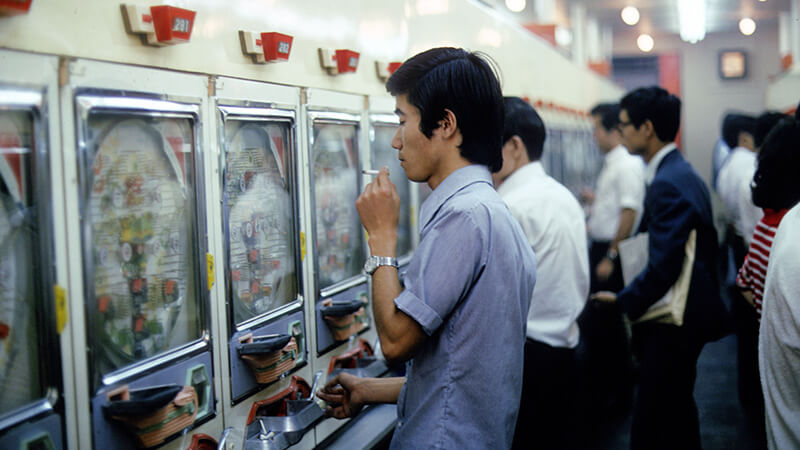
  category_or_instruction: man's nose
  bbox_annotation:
[391,128,402,150]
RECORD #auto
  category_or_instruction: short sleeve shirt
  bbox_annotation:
[391,165,537,449]
[587,145,646,242]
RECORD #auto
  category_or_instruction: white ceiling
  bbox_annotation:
[486,0,791,36]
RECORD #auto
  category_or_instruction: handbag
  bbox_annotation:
[618,230,696,325]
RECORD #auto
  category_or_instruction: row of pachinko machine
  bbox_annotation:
[0,49,598,450]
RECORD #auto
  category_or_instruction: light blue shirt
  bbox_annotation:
[391,165,537,449]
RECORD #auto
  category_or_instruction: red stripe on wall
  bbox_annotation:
[659,53,682,150]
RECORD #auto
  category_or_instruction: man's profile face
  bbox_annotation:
[619,109,645,156]
[592,115,612,152]
[392,94,440,183]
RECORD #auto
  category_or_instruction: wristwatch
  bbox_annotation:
[606,248,619,261]
[363,255,399,275]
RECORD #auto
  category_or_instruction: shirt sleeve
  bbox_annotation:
[736,254,754,291]
[394,207,486,336]
[617,160,646,211]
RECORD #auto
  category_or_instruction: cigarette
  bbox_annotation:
[362,169,380,176]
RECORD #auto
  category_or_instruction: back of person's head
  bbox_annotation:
[503,97,546,162]
[754,111,788,149]
[721,113,756,149]
[386,47,504,172]
[590,103,621,132]
[751,117,800,210]
[619,86,681,143]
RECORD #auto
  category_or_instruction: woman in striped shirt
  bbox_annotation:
[737,115,800,320]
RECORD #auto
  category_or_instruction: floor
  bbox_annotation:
[580,332,766,450]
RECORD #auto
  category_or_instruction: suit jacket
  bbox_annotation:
[617,149,731,343]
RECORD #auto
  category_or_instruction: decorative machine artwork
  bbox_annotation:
[371,123,411,258]
[311,123,363,289]
[0,111,40,414]
[223,120,298,325]
[83,115,201,388]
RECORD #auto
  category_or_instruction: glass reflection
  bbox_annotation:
[83,115,201,388]
[371,123,411,257]
[0,110,41,414]
[223,120,298,325]
[312,122,363,288]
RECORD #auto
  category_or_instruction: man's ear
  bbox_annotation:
[642,119,656,138]
[509,135,526,160]
[438,109,458,139]
[739,132,754,150]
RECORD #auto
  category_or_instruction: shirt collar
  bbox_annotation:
[645,142,677,184]
[496,161,546,197]
[419,165,493,229]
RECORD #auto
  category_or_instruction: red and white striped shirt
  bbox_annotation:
[737,208,790,320]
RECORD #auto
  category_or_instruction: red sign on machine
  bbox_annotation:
[122,4,195,46]
[335,49,360,74]
[0,0,32,16]
[240,31,293,63]
[261,32,293,62]
[150,5,195,44]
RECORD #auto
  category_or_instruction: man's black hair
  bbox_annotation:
[751,117,800,210]
[503,97,546,162]
[795,99,800,119]
[721,113,756,149]
[619,86,681,143]
[386,47,504,172]
[590,103,621,132]
[754,111,787,149]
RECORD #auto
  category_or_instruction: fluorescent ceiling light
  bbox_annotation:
[637,34,654,52]
[739,18,756,35]
[677,0,706,43]
[506,0,526,13]
[621,6,640,26]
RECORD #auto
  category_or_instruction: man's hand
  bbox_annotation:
[317,373,366,419]
[595,258,615,281]
[591,291,617,303]
[356,167,400,256]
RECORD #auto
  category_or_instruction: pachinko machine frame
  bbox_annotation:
[60,60,221,449]
[303,90,371,357]
[0,50,67,450]
[211,77,319,450]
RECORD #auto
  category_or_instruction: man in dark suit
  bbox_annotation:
[593,86,730,449]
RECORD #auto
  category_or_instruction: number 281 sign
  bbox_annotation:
[151,5,196,44]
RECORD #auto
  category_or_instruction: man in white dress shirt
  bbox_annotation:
[493,97,589,449]
[581,103,644,416]
[716,113,759,253]
[586,103,645,293]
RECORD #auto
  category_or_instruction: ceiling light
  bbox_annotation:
[555,26,572,47]
[505,0,526,13]
[739,18,756,36]
[621,6,640,26]
[637,34,654,52]
[677,0,706,43]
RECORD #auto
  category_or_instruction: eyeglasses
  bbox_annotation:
[617,121,634,132]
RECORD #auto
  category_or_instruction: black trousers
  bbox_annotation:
[630,323,704,450]
[512,339,578,450]
[589,240,625,294]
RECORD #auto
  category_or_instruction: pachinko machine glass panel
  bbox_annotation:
[370,115,412,262]
[74,93,215,448]
[217,105,306,401]
[0,85,63,450]
[308,111,369,354]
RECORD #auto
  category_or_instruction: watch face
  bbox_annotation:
[363,256,377,275]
